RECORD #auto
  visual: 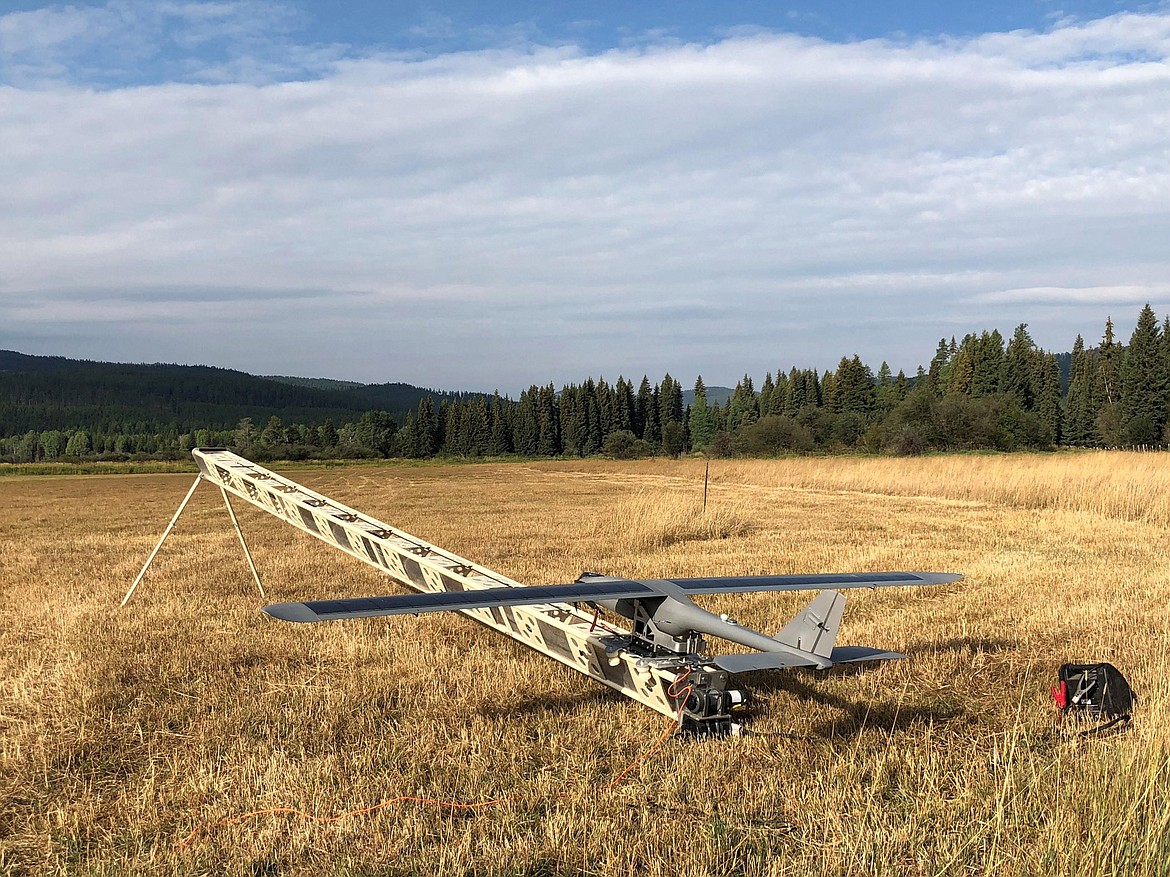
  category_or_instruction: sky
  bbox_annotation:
[1,1,1169,393]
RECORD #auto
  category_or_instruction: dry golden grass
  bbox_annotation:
[2,452,1169,875]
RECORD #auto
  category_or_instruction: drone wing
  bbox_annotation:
[267,572,961,623]
[659,571,962,595]
[263,579,658,623]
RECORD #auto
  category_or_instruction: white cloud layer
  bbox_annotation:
[2,3,1170,389]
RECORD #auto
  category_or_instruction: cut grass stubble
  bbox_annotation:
[2,452,1169,875]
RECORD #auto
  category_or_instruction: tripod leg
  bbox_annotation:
[220,487,265,598]
[121,475,203,608]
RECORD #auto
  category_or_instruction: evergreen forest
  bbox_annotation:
[2,306,1169,463]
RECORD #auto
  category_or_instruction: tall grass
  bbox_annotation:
[590,490,753,551]
[713,451,1170,524]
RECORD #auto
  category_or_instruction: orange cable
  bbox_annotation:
[173,671,695,850]
[174,794,506,849]
[604,667,694,789]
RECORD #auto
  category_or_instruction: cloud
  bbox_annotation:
[0,1,336,86]
[975,285,1170,305]
[1,5,1169,388]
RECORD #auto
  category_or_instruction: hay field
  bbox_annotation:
[2,452,1169,876]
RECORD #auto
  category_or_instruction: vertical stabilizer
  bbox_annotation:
[774,589,845,658]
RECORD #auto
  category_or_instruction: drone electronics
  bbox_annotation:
[125,449,962,736]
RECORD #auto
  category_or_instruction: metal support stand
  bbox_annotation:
[183,448,700,721]
[120,475,204,608]
[220,487,265,598]
[121,472,267,608]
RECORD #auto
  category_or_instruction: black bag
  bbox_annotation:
[1052,662,1135,734]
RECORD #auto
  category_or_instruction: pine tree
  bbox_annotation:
[946,336,975,396]
[659,373,683,428]
[513,388,539,456]
[926,339,950,396]
[1121,304,1167,444]
[414,399,436,457]
[1091,317,1123,446]
[1036,353,1062,445]
[643,384,662,445]
[395,412,417,457]
[875,362,899,416]
[559,384,584,456]
[786,368,806,412]
[615,378,635,433]
[1002,324,1039,410]
[537,384,561,455]
[770,370,788,417]
[488,393,512,455]
[894,370,910,403]
[835,355,876,415]
[971,330,1004,397]
[467,397,490,455]
[318,419,339,449]
[758,373,775,419]
[1064,335,1093,445]
[586,388,604,455]
[727,374,758,431]
[635,377,653,440]
[688,375,717,451]
[596,378,615,435]
[820,370,838,412]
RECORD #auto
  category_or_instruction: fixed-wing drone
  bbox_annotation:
[265,570,958,674]
[130,449,962,735]
[264,571,959,734]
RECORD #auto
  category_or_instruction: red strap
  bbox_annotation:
[1052,680,1068,710]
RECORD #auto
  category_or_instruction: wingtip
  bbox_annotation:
[922,572,964,585]
[262,601,320,623]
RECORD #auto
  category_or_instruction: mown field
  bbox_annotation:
[2,452,1168,876]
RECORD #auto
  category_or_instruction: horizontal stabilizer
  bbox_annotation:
[710,651,822,673]
[712,645,906,674]
[829,646,906,664]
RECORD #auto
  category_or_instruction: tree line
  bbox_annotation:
[3,305,1170,463]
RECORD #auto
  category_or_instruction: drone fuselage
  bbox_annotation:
[597,578,832,669]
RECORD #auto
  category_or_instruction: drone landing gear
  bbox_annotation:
[622,612,748,736]
[677,667,746,737]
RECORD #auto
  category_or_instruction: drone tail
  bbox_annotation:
[773,588,907,667]
[773,589,846,659]
[712,589,906,674]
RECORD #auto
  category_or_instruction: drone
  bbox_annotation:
[128,449,961,736]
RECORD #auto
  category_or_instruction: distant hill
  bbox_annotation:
[683,386,734,407]
[0,350,466,437]
[264,375,366,393]
[264,374,484,412]
[342,382,483,412]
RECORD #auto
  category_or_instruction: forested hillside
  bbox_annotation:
[0,351,468,459]
[2,305,1168,462]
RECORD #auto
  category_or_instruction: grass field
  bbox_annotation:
[2,452,1168,876]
